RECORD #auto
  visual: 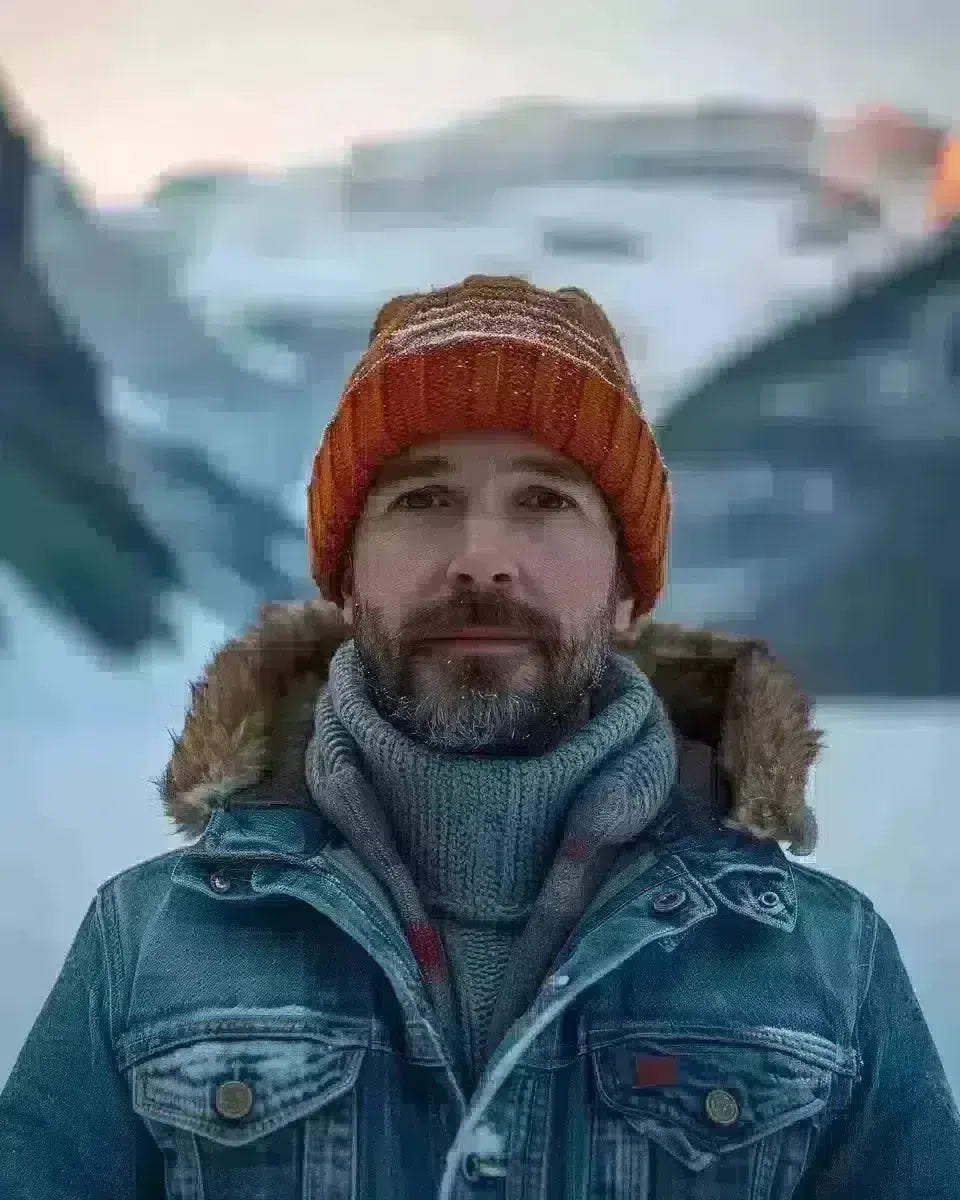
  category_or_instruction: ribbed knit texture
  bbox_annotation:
[304,638,677,1090]
[307,275,671,620]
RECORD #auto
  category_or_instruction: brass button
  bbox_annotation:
[214,1080,254,1120]
[704,1087,739,1126]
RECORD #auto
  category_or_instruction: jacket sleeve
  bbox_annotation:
[0,893,164,1199]
[796,909,960,1199]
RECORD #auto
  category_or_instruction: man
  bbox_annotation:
[1,275,958,1198]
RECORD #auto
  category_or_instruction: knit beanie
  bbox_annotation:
[307,274,670,618]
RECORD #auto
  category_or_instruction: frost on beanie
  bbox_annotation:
[307,274,670,618]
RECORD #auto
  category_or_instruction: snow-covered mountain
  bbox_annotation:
[660,221,960,697]
[37,98,919,496]
[137,103,914,397]
[0,94,182,654]
[0,86,312,656]
[11,91,957,670]
[6,89,955,670]
[29,162,305,413]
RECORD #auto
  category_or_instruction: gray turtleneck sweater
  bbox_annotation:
[306,641,677,1088]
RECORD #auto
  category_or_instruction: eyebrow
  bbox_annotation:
[371,453,592,493]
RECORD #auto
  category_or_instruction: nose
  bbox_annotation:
[445,520,519,590]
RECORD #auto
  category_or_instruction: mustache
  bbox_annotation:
[397,593,560,643]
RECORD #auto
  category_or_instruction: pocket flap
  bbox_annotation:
[592,1035,833,1171]
[131,1036,364,1147]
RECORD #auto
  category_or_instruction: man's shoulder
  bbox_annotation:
[93,846,187,924]
[788,857,877,917]
[785,860,879,973]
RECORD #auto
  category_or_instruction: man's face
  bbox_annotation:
[342,432,635,754]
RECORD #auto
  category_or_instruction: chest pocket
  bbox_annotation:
[129,1035,365,1200]
[588,1033,842,1200]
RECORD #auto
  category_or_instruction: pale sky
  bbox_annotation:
[1,0,957,204]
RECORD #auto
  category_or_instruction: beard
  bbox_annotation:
[349,579,622,756]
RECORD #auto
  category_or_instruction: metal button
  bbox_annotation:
[214,1080,254,1120]
[462,1153,509,1182]
[757,890,782,910]
[652,888,687,913]
[704,1088,739,1126]
[209,871,232,893]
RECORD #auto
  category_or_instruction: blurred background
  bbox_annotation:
[1,0,958,1099]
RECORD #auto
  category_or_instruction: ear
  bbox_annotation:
[612,593,634,635]
[610,554,635,634]
[340,557,355,624]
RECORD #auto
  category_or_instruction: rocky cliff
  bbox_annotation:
[0,86,181,655]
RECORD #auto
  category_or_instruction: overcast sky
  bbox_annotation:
[2,0,957,203]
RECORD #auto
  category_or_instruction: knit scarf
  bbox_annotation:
[304,639,677,1086]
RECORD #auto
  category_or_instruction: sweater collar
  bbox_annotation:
[312,639,677,921]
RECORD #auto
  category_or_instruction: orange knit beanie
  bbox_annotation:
[307,274,670,618]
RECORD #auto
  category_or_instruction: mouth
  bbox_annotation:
[420,627,534,652]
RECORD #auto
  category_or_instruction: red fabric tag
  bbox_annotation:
[407,922,446,979]
[634,1055,678,1087]
[561,838,592,862]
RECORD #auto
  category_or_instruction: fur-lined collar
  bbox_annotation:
[161,600,824,855]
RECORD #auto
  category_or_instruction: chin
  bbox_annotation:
[418,654,538,692]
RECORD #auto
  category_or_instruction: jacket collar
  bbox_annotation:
[175,785,799,974]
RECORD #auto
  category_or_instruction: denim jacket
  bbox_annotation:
[2,607,958,1198]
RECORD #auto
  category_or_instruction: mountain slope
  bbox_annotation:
[658,223,960,697]
[0,91,182,655]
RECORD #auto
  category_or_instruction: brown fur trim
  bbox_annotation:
[161,603,823,853]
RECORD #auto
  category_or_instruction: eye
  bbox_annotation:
[389,486,451,510]
[519,487,578,511]
[387,486,578,512]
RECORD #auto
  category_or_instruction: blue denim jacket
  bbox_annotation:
[1,782,958,1200]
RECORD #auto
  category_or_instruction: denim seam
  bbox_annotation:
[851,905,880,1082]
[95,887,123,1050]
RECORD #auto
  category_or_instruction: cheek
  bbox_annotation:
[537,542,617,599]
[354,533,429,606]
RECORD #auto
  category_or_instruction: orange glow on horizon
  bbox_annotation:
[931,138,960,229]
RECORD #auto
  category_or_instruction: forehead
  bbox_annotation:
[369,432,594,492]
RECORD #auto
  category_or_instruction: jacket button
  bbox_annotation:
[704,1088,739,1126]
[215,1080,254,1120]
[652,888,687,913]
[757,890,782,910]
[462,1153,509,1182]
[209,871,232,893]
